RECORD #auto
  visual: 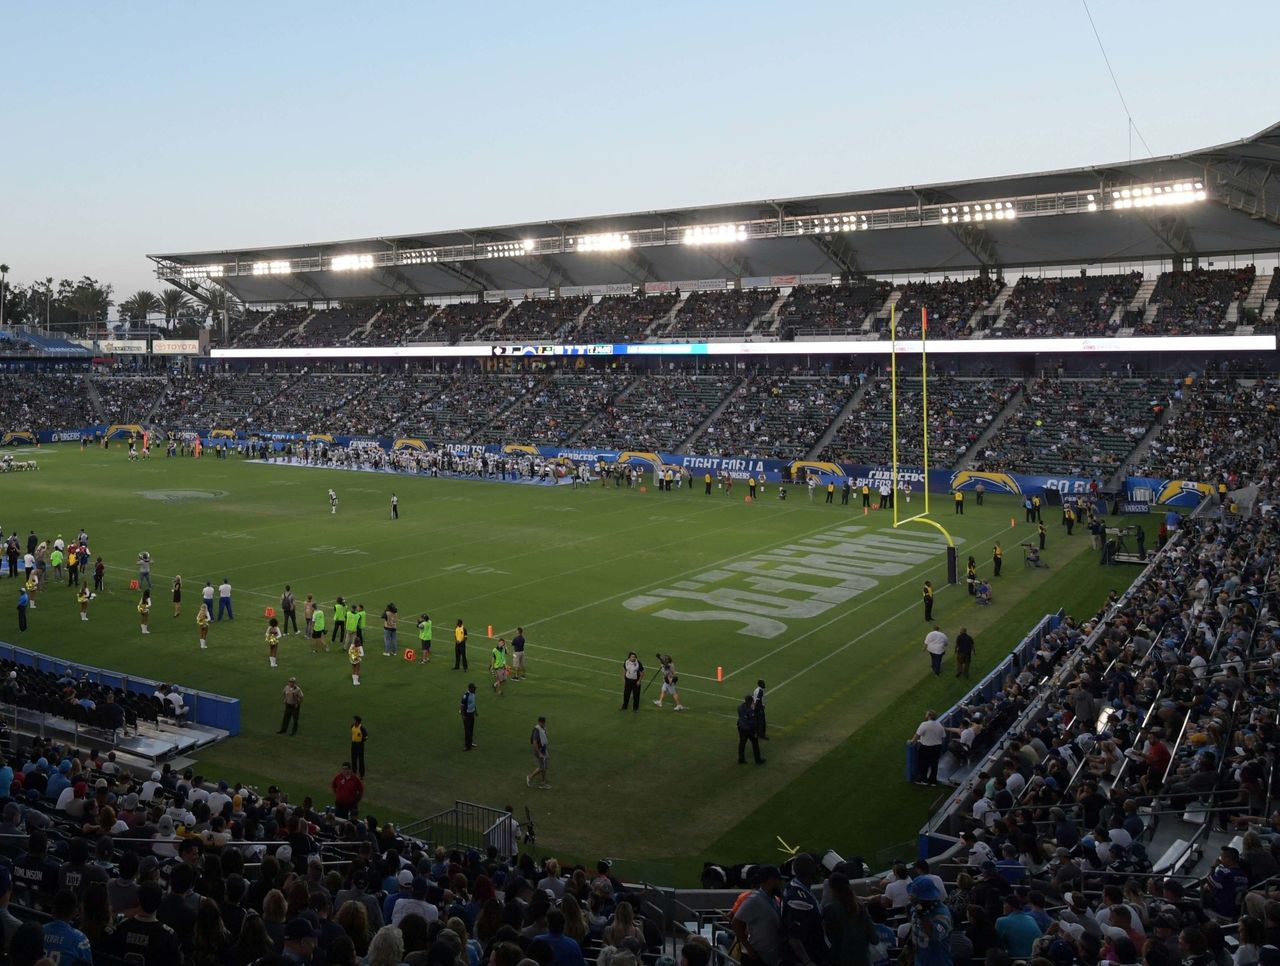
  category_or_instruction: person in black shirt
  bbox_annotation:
[955,628,975,678]
[12,830,60,910]
[511,627,526,681]
[109,881,182,966]
[737,695,765,765]
[157,862,198,956]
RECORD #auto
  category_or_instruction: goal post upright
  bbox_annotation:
[890,305,958,584]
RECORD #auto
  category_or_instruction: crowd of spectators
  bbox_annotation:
[1140,375,1279,503]
[0,372,88,434]
[492,297,591,342]
[233,309,311,348]
[588,372,740,452]
[691,371,857,460]
[897,508,1280,963]
[877,277,999,340]
[90,376,167,424]
[778,281,893,335]
[993,273,1143,339]
[1144,268,1256,336]
[823,375,1020,467]
[445,301,513,342]
[974,377,1169,478]
[468,370,632,446]
[660,289,778,339]
[348,304,442,346]
[300,308,370,345]
[151,372,285,431]
[0,724,670,966]
[573,294,677,344]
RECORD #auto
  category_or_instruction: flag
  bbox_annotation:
[921,307,928,335]
[194,437,202,459]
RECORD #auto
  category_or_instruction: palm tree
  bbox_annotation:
[67,279,114,330]
[159,288,192,330]
[0,263,9,328]
[120,290,161,327]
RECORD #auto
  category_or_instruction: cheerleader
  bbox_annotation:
[265,617,282,668]
[138,591,151,634]
[349,641,363,686]
[77,584,91,622]
[172,574,183,618]
[197,602,211,649]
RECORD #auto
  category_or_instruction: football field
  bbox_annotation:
[1,446,1140,882]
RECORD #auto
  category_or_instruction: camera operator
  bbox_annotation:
[654,654,685,711]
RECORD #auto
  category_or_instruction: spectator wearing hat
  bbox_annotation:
[391,875,439,927]
[383,869,417,924]
[108,880,181,966]
[733,865,784,966]
[906,876,952,966]
[283,917,318,962]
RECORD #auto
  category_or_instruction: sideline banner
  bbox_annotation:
[13,430,1210,507]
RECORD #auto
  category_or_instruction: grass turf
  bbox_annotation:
[1,445,1143,883]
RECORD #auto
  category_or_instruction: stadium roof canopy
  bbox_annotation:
[152,121,1280,305]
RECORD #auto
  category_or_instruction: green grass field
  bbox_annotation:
[0,446,1143,883]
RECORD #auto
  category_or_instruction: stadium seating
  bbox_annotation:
[298,307,369,345]
[972,377,1168,479]
[439,300,512,342]
[89,376,167,425]
[232,308,310,348]
[1141,267,1255,335]
[573,293,677,343]
[1140,373,1279,499]
[658,289,778,340]
[587,372,740,452]
[489,296,591,342]
[0,371,87,433]
[690,372,858,460]
[468,370,635,446]
[151,372,285,431]
[992,272,1142,339]
[778,281,892,336]
[876,277,998,339]
[821,375,1021,468]
[347,303,440,345]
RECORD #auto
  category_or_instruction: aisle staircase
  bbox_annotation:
[955,379,1030,469]
[677,376,747,453]
[805,377,873,458]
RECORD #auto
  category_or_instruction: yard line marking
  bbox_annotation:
[724,520,1018,682]
[532,655,740,704]
[767,521,1027,695]
[486,512,843,638]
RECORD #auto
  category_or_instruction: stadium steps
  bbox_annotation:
[141,374,172,424]
[874,288,903,322]
[677,376,748,454]
[82,374,105,422]
[955,378,1029,470]
[285,312,317,344]
[407,304,446,342]
[559,300,596,341]
[805,377,873,459]
[982,281,1015,331]
[1263,298,1279,322]
[1129,276,1159,325]
[570,374,646,443]
[1224,300,1241,326]
[1109,391,1180,488]
[753,288,793,335]
[471,302,516,342]
[646,297,685,339]
[1242,270,1272,311]
[348,308,382,342]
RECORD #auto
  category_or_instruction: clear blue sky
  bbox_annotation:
[2,0,1276,297]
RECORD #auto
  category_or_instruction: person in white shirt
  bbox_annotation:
[217,578,233,620]
[140,771,164,802]
[960,831,995,866]
[923,626,949,676]
[912,710,947,785]
[882,866,912,909]
[390,876,439,926]
[972,795,997,829]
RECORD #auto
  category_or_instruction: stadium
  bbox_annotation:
[1,39,1279,966]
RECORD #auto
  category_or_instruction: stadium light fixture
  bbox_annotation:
[574,232,631,253]
[251,260,291,275]
[179,264,225,280]
[1110,180,1207,210]
[682,223,749,245]
[399,249,439,265]
[331,254,375,272]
